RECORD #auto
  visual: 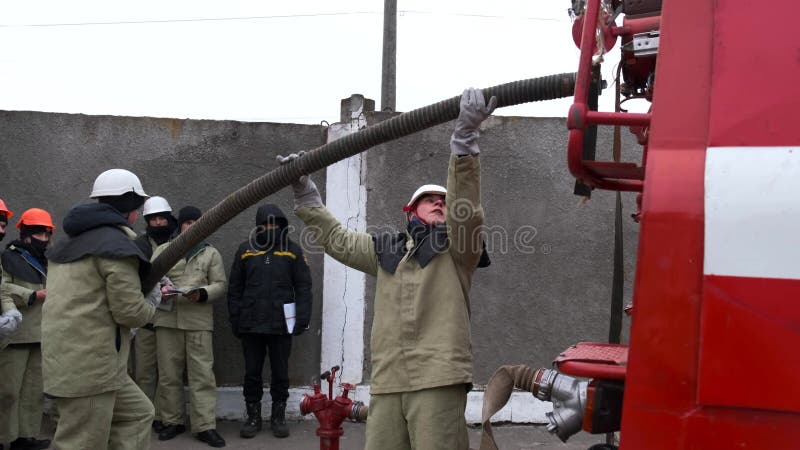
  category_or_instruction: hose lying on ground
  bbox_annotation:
[145,72,577,289]
[477,365,541,450]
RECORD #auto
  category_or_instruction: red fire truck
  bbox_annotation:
[541,0,800,448]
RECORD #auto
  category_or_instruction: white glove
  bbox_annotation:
[0,309,22,339]
[146,284,162,308]
[450,87,497,156]
[276,151,323,210]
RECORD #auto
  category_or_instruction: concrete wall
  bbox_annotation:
[0,105,640,421]
[0,111,326,386]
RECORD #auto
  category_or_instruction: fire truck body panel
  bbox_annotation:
[619,0,800,447]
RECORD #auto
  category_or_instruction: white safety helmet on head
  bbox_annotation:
[90,169,148,198]
[142,196,172,217]
[403,184,447,212]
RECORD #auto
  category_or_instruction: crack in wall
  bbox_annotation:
[326,117,366,383]
[339,123,366,383]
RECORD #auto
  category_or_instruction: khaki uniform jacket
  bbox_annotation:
[0,247,46,345]
[42,226,156,397]
[297,154,483,394]
[152,243,227,332]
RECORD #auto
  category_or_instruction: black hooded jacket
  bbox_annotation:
[227,204,312,335]
[46,203,150,278]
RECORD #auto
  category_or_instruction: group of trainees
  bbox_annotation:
[0,87,495,450]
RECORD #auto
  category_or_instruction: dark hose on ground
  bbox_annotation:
[144,72,577,290]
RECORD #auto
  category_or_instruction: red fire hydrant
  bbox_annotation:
[300,365,368,450]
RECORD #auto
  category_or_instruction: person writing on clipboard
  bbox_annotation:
[151,206,228,447]
[226,203,312,439]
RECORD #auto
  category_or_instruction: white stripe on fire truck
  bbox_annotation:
[705,146,800,279]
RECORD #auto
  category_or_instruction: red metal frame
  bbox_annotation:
[567,0,651,192]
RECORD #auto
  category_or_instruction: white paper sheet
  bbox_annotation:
[283,302,296,334]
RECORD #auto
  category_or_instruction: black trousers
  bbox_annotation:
[241,333,292,404]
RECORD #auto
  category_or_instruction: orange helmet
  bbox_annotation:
[0,199,13,218]
[16,208,56,230]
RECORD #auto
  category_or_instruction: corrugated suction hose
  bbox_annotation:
[144,73,577,290]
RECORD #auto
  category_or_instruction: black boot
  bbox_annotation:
[158,424,186,441]
[240,402,262,438]
[152,419,165,433]
[10,437,51,450]
[196,429,226,448]
[270,402,289,438]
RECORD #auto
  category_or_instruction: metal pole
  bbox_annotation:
[381,0,397,111]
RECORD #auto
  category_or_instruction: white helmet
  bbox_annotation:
[90,169,148,198]
[403,184,447,212]
[142,196,172,216]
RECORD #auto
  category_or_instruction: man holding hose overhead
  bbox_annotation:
[278,87,494,450]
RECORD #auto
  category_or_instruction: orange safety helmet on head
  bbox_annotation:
[16,208,56,230]
[0,199,13,219]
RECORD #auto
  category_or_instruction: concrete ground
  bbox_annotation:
[145,420,606,450]
[38,416,609,449]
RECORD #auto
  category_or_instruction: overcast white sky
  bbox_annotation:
[0,1,622,124]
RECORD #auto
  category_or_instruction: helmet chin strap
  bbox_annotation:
[407,207,430,226]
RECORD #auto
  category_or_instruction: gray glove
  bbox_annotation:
[0,309,22,339]
[276,151,323,210]
[450,87,498,156]
[146,283,163,308]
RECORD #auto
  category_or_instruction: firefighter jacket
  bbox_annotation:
[152,241,227,331]
[296,154,484,394]
[133,234,158,261]
[227,238,312,336]
[42,203,155,398]
[0,242,46,346]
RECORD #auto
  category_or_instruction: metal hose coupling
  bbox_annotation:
[349,402,368,422]
[531,368,588,442]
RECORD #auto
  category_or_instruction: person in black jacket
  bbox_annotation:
[227,204,312,440]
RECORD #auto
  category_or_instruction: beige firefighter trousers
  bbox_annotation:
[0,346,43,443]
[133,327,160,421]
[365,383,469,450]
[54,375,153,450]
[155,327,216,433]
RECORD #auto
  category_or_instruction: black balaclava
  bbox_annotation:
[19,224,50,262]
[255,222,286,249]
[253,204,288,249]
[145,213,176,245]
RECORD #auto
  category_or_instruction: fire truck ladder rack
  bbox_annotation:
[567,0,660,193]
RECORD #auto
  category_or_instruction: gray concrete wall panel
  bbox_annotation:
[0,109,639,390]
[0,111,326,386]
